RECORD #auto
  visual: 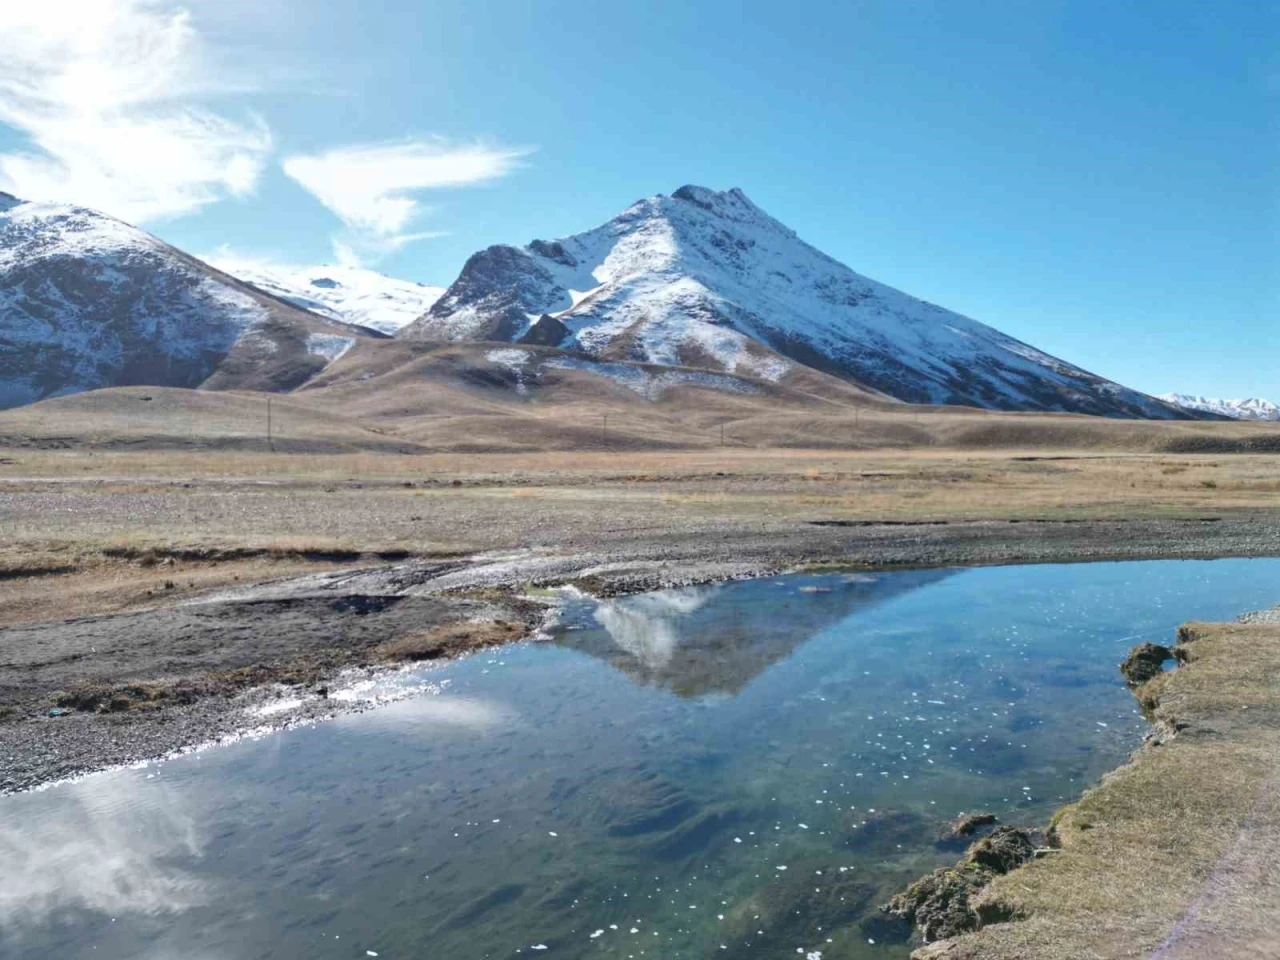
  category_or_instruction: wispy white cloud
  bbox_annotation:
[0,1,272,222]
[282,139,532,264]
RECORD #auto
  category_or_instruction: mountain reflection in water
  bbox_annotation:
[9,561,1280,960]
[558,569,956,696]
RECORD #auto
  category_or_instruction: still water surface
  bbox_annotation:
[4,559,1280,959]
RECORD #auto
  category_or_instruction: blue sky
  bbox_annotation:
[0,1,1275,399]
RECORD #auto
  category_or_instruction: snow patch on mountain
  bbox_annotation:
[485,347,533,395]
[206,255,444,334]
[1158,394,1279,421]
[543,356,762,401]
[403,185,1189,418]
[307,333,355,363]
[481,345,761,401]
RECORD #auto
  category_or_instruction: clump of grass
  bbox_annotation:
[374,620,524,662]
[53,680,175,713]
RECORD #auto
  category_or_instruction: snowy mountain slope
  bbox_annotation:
[1158,393,1279,421]
[401,185,1192,419]
[0,193,376,408]
[205,257,444,335]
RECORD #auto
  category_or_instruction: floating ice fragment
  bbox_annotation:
[590,929,604,939]
[776,865,788,871]
[531,946,548,951]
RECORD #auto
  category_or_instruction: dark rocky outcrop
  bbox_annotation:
[951,812,998,837]
[528,238,576,266]
[937,812,999,850]
[1120,642,1174,685]
[399,244,565,343]
[518,314,570,347]
[965,826,1036,874]
[883,827,1036,941]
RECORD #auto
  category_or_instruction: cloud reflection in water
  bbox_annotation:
[0,773,209,931]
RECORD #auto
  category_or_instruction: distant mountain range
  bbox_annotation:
[1158,394,1279,421]
[203,258,444,335]
[0,184,1210,419]
[0,192,379,408]
[401,185,1190,419]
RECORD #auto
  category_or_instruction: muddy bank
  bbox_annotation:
[893,616,1280,959]
[0,580,542,794]
[3,515,1280,795]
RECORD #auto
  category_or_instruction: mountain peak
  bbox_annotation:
[398,187,1194,419]
[672,183,746,208]
[0,191,22,213]
[667,184,773,224]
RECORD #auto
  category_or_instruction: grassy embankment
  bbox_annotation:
[913,616,1280,960]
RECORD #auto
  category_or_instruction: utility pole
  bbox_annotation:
[267,396,273,451]
[720,422,725,446]
[602,413,608,446]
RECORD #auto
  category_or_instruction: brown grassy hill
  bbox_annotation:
[1,339,1276,455]
[0,386,425,454]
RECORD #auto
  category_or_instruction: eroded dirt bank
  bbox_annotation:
[899,614,1280,960]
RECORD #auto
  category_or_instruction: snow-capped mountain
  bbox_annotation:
[401,185,1189,418]
[0,193,374,408]
[1158,393,1279,421]
[206,257,444,335]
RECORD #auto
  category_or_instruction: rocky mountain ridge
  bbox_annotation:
[0,193,378,408]
[1157,393,1279,421]
[400,185,1192,419]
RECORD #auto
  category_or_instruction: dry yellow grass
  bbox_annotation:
[5,442,1278,639]
[372,620,526,662]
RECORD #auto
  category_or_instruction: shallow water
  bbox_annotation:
[3,559,1280,959]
